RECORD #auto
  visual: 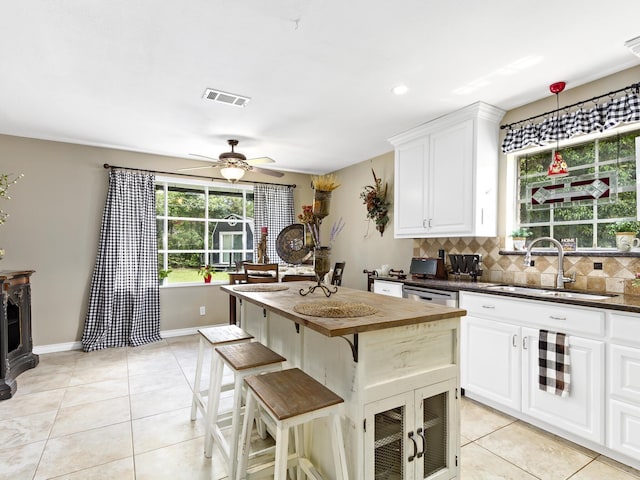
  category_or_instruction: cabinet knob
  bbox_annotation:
[512,334,517,348]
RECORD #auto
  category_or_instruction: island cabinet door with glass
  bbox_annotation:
[364,378,458,480]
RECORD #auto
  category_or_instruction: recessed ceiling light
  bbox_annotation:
[392,85,408,95]
[625,35,640,58]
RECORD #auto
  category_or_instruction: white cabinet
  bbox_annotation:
[460,292,605,444]
[607,312,640,460]
[461,316,521,411]
[521,327,604,443]
[373,279,404,298]
[389,102,504,238]
[364,378,458,480]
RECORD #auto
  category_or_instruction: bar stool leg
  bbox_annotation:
[227,372,245,480]
[190,336,206,421]
[237,392,256,480]
[273,422,290,480]
[204,349,224,457]
[331,414,350,480]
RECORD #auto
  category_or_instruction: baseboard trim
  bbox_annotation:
[33,326,208,354]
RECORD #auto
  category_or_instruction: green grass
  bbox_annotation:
[165,268,230,285]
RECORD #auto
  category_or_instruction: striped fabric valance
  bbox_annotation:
[502,93,640,153]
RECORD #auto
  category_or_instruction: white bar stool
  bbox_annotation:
[207,341,287,479]
[237,368,350,480]
[190,325,253,424]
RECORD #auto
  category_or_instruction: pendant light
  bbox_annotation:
[547,81,569,177]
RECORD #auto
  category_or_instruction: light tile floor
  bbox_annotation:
[1,334,639,480]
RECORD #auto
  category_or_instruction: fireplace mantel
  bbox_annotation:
[1,270,39,400]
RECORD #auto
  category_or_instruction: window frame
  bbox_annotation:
[156,175,254,286]
[509,123,640,252]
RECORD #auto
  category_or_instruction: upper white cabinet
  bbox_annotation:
[389,102,505,238]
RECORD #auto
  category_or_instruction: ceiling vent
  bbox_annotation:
[202,88,251,107]
[624,35,640,58]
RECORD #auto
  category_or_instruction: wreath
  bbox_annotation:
[360,169,390,236]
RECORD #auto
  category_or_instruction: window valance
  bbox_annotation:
[502,92,640,154]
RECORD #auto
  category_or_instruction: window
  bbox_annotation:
[156,177,254,284]
[515,128,640,249]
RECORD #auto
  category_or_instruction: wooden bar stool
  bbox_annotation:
[207,341,287,479]
[237,368,349,480]
[190,325,253,424]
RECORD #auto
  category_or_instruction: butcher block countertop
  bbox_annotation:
[221,282,466,337]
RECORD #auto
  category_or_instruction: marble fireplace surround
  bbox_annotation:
[414,237,640,296]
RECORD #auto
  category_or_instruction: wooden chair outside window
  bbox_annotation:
[243,263,279,283]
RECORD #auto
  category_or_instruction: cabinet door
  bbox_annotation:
[415,379,458,480]
[427,119,474,236]
[461,316,521,410]
[521,327,604,444]
[364,392,413,480]
[394,137,428,237]
[608,399,640,459]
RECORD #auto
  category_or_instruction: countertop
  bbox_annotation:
[374,275,640,314]
[221,283,466,337]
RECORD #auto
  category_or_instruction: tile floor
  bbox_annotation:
[1,334,639,480]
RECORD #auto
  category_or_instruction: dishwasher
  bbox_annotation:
[402,285,459,307]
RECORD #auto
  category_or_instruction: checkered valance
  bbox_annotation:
[502,93,640,153]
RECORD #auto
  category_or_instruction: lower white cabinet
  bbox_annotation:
[373,279,404,298]
[521,327,604,443]
[460,292,605,444]
[608,312,640,459]
[461,316,520,411]
[364,378,458,480]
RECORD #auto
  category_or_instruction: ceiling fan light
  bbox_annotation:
[220,166,246,182]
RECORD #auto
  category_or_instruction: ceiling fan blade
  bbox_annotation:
[177,165,219,172]
[188,153,219,161]
[251,166,285,178]
[246,156,275,165]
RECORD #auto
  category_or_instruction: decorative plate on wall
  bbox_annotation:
[276,224,312,264]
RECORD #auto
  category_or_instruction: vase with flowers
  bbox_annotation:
[360,169,390,236]
[0,172,23,260]
[311,173,340,219]
[198,265,215,283]
[298,204,316,248]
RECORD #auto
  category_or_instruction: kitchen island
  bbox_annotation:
[221,282,466,480]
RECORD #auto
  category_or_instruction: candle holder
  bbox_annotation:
[299,246,337,297]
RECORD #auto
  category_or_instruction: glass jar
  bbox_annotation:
[313,246,331,283]
[313,190,332,218]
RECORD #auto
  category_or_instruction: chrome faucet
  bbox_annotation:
[524,237,576,288]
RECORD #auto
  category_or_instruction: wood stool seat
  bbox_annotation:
[190,325,254,424]
[238,368,349,480]
[207,341,286,479]
[245,367,344,420]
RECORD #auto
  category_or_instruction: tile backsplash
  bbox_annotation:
[414,237,640,295]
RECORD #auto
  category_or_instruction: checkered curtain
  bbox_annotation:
[502,92,640,153]
[253,184,294,263]
[82,169,161,352]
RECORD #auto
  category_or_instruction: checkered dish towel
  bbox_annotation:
[538,330,571,397]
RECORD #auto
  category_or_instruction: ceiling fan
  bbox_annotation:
[180,139,285,182]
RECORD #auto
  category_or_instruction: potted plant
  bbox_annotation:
[158,268,172,286]
[198,265,215,283]
[511,228,532,251]
[607,221,640,251]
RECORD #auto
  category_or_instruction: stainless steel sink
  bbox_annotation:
[485,285,615,301]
